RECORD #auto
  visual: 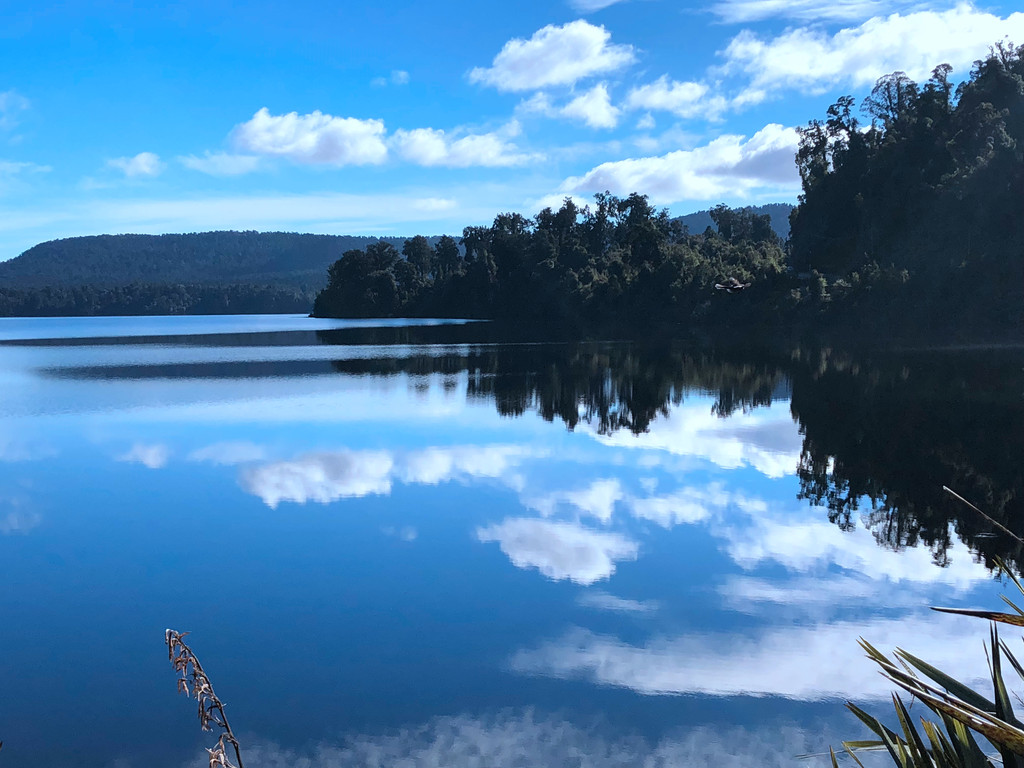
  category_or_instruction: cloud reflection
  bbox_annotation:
[240,450,395,509]
[584,399,801,478]
[476,518,639,584]
[117,443,170,469]
[512,611,992,700]
[202,710,838,768]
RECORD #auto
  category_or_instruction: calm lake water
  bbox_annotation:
[1,314,1022,768]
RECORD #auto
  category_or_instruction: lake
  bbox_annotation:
[1,314,1022,768]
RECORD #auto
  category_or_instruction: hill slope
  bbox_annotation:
[0,231,434,291]
[676,203,794,241]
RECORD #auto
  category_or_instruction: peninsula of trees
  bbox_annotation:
[314,43,1024,337]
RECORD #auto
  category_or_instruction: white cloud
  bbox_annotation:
[711,0,913,23]
[719,510,990,591]
[563,123,800,204]
[561,83,621,129]
[106,151,163,178]
[372,69,411,87]
[391,122,537,167]
[628,483,742,528]
[179,151,262,176]
[0,90,30,130]
[477,517,639,584]
[626,76,726,120]
[526,477,625,523]
[400,444,540,484]
[469,21,635,92]
[117,443,170,469]
[583,397,801,478]
[234,712,836,768]
[636,113,656,130]
[512,611,993,700]
[0,160,50,178]
[578,590,659,613]
[187,441,268,465]
[232,107,388,166]
[570,0,628,10]
[721,5,1024,103]
[240,449,394,508]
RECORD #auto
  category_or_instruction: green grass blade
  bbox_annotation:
[896,647,997,713]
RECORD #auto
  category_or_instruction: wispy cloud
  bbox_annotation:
[469,21,635,92]
[178,151,262,176]
[391,121,538,167]
[117,443,170,469]
[711,0,916,23]
[0,90,30,131]
[107,151,164,178]
[372,69,411,87]
[577,590,659,613]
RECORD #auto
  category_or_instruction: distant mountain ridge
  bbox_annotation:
[675,203,794,241]
[0,231,440,291]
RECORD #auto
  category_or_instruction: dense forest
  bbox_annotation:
[0,231,435,317]
[314,43,1024,338]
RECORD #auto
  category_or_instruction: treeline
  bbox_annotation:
[315,43,1024,337]
[0,231,364,289]
[0,282,314,316]
[788,41,1024,331]
[313,194,788,326]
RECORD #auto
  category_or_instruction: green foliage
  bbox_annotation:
[838,559,1024,768]
[313,193,788,326]
[789,43,1024,334]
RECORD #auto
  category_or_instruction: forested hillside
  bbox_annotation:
[676,203,793,240]
[0,231,428,290]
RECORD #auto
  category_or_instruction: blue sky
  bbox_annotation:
[0,0,1022,260]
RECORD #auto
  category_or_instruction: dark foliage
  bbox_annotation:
[313,192,788,328]
[788,43,1024,335]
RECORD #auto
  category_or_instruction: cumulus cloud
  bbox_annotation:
[625,76,726,120]
[711,0,912,23]
[512,611,993,700]
[179,151,262,176]
[232,107,388,166]
[391,122,537,167]
[469,21,635,92]
[561,83,622,129]
[107,151,163,178]
[240,449,394,508]
[117,443,170,469]
[563,123,800,203]
[187,441,268,465]
[476,517,639,584]
[721,5,1024,104]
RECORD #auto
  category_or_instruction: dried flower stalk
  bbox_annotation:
[165,629,245,768]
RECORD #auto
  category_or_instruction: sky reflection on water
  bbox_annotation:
[0,315,1019,768]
